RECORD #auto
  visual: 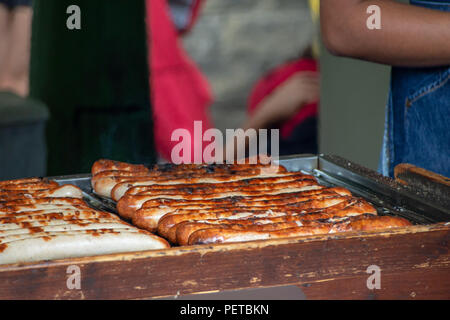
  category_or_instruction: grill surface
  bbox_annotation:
[49,154,450,225]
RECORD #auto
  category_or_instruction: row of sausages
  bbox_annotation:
[0,177,169,265]
[91,159,412,246]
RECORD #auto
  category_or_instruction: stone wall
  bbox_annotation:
[183,0,314,131]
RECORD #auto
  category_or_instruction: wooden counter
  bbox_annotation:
[1,223,448,300]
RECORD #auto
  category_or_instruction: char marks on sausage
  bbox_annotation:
[91,159,411,246]
[0,176,170,265]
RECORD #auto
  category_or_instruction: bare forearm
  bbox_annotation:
[243,96,294,131]
[243,105,278,131]
[321,0,450,67]
[243,72,319,130]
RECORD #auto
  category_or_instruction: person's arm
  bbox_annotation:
[242,72,319,131]
[321,0,450,67]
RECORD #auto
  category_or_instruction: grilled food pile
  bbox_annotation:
[0,177,169,265]
[92,159,412,245]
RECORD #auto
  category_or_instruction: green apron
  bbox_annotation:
[30,0,156,175]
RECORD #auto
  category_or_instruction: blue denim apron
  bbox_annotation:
[380,0,450,178]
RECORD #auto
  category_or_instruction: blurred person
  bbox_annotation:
[0,0,32,97]
[243,47,320,156]
[30,0,213,175]
[148,0,214,163]
[0,0,49,180]
[30,0,156,175]
[321,0,450,178]
[241,1,321,157]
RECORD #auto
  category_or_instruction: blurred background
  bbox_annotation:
[0,0,390,179]
[184,0,390,170]
[183,0,314,132]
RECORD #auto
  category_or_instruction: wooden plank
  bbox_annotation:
[300,267,450,300]
[0,224,448,300]
[395,163,450,187]
[395,163,450,207]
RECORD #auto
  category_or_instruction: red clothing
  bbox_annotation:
[248,58,319,139]
[146,0,212,162]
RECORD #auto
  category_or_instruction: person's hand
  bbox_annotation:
[269,71,320,120]
[293,71,320,106]
[243,71,320,130]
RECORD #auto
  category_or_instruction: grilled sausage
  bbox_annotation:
[91,170,156,192]
[117,182,322,219]
[0,210,117,224]
[0,180,59,192]
[174,202,377,245]
[93,165,288,198]
[0,230,169,265]
[159,198,376,241]
[0,178,45,186]
[0,175,171,265]
[156,197,355,238]
[0,218,129,230]
[187,215,411,245]
[92,158,284,178]
[0,222,136,237]
[171,220,314,245]
[131,188,352,231]
[91,159,150,176]
[139,187,351,210]
[0,184,85,201]
[110,172,299,201]
[0,197,87,207]
[0,203,95,215]
[119,174,317,200]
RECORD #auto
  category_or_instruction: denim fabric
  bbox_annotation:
[380,0,450,178]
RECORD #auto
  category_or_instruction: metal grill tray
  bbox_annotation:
[49,154,450,225]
